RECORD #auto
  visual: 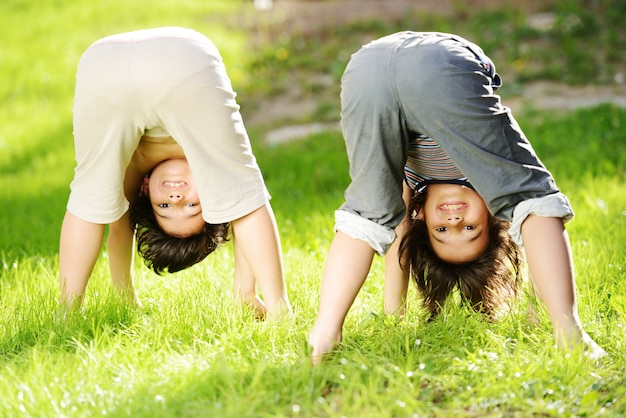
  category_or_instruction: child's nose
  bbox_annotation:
[168,193,182,202]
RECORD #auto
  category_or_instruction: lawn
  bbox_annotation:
[1,0,625,417]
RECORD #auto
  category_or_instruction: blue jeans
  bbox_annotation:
[336,32,571,254]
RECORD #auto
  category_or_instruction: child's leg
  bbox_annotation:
[309,232,376,363]
[153,36,270,225]
[59,212,105,309]
[309,38,409,362]
[63,40,141,310]
[396,37,561,219]
[522,215,605,358]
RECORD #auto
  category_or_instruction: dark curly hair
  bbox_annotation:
[399,188,523,320]
[129,195,230,275]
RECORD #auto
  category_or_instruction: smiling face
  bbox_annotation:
[147,159,205,237]
[419,184,490,264]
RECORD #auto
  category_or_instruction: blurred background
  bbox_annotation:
[234,0,626,140]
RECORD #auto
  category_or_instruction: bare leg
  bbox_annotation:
[521,215,606,359]
[59,211,105,310]
[309,231,375,363]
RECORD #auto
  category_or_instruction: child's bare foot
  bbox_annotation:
[308,326,342,365]
[266,299,294,321]
[580,332,607,360]
[555,326,607,360]
[130,294,143,310]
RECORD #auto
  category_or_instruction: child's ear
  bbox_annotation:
[140,175,150,197]
[411,208,424,221]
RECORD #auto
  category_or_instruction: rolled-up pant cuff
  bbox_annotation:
[334,210,397,256]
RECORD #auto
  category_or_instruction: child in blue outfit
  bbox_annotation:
[308,32,605,361]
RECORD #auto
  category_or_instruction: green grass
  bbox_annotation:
[1,1,625,417]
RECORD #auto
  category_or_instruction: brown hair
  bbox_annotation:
[129,195,229,275]
[399,189,523,320]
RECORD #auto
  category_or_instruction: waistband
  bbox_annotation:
[363,31,502,90]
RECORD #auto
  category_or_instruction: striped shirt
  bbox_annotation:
[404,132,468,190]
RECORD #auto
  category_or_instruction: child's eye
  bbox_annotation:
[464,225,476,230]
[158,203,169,208]
[186,202,198,207]
[435,227,447,232]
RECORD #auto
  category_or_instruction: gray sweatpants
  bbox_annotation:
[336,32,572,254]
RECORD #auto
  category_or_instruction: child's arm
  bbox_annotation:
[59,211,105,309]
[107,211,140,306]
[233,233,267,319]
[521,215,606,358]
[230,203,292,319]
[384,227,409,316]
[383,182,413,316]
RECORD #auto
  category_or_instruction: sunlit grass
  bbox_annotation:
[1,0,625,417]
